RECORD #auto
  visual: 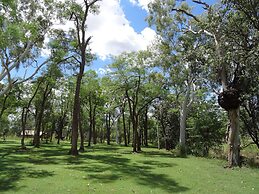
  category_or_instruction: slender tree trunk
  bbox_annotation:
[228,108,241,167]
[135,114,141,152]
[143,107,148,147]
[93,105,97,144]
[122,106,128,146]
[116,117,120,144]
[33,83,50,148]
[157,123,160,149]
[79,109,84,151]
[88,98,93,147]
[21,107,27,149]
[106,113,111,145]
[128,117,131,145]
[137,128,141,152]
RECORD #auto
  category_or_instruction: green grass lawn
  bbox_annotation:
[0,140,258,194]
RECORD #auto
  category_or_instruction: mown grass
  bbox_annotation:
[0,139,258,194]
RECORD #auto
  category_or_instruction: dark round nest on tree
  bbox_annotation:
[218,88,241,111]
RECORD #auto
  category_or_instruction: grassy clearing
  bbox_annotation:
[0,140,259,194]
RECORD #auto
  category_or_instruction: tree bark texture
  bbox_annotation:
[228,108,241,167]
[79,109,84,151]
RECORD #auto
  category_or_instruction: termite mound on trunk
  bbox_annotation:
[218,88,241,111]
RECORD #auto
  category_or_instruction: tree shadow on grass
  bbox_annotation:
[137,160,175,168]
[140,149,177,158]
[0,159,55,192]
[71,153,189,193]
[0,145,57,192]
[0,142,189,193]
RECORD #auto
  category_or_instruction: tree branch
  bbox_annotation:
[172,8,200,22]
[192,0,210,10]
[0,41,33,81]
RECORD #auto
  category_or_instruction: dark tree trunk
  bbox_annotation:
[21,107,27,149]
[88,96,93,147]
[79,109,84,152]
[69,72,83,155]
[56,116,63,144]
[93,105,97,144]
[106,113,111,145]
[128,118,131,145]
[69,0,96,155]
[143,107,148,147]
[0,93,8,119]
[33,83,51,148]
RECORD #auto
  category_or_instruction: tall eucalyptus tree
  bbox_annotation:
[147,0,259,166]
[55,0,100,155]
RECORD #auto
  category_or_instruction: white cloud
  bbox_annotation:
[129,0,138,5]
[128,0,153,12]
[86,0,156,60]
[46,0,156,60]
[97,67,112,75]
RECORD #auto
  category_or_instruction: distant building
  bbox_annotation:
[20,130,42,137]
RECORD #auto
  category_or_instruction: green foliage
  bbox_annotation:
[187,102,226,157]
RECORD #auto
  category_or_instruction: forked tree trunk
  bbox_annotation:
[228,108,241,167]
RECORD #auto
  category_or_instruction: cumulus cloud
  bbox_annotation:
[97,67,112,75]
[86,0,156,60]
[128,0,153,12]
[50,0,156,60]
